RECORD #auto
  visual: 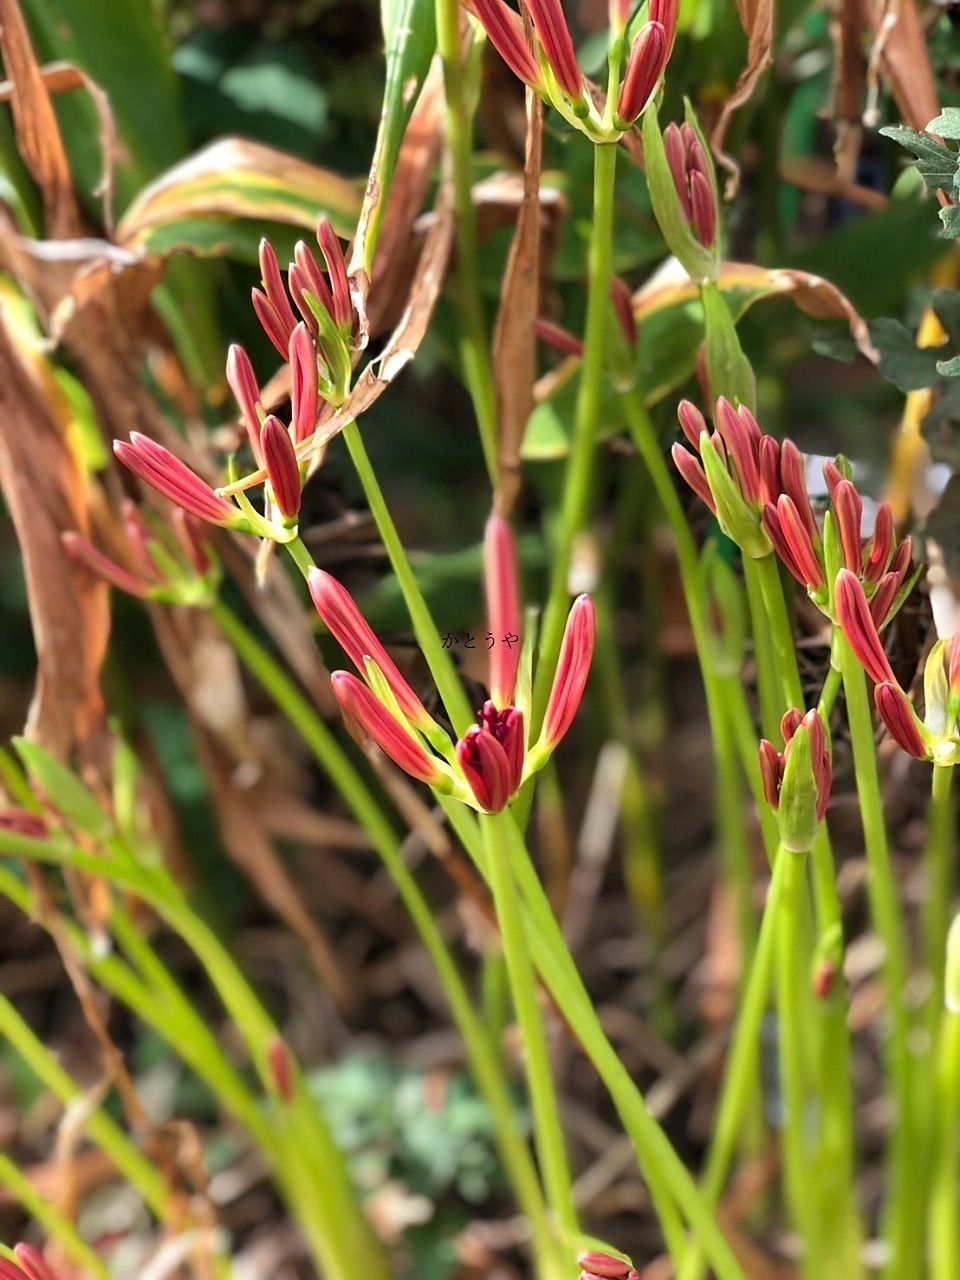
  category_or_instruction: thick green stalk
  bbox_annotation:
[677,841,791,1280]
[924,763,956,1019]
[482,808,577,1232]
[533,141,618,731]
[929,1008,960,1278]
[435,0,498,483]
[742,554,785,741]
[837,636,918,1278]
[213,597,563,1279]
[335,431,476,736]
[776,851,817,1271]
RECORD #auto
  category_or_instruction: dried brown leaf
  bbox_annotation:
[709,0,774,196]
[869,0,939,131]
[493,91,543,517]
[0,0,82,238]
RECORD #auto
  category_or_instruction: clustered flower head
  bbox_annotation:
[758,708,832,852]
[310,515,595,813]
[663,121,716,247]
[114,218,358,544]
[837,572,960,765]
[577,1248,640,1280]
[672,398,916,630]
[0,1244,74,1280]
[470,0,676,140]
[62,500,217,606]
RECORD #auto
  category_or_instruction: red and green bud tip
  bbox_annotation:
[542,593,596,748]
[610,275,638,348]
[577,1249,636,1279]
[226,343,263,461]
[662,122,716,246]
[484,513,522,707]
[534,316,584,357]
[308,569,431,728]
[834,569,897,686]
[616,20,667,124]
[254,238,298,357]
[62,531,152,599]
[113,434,238,528]
[333,671,444,785]
[758,708,831,849]
[472,0,542,86]
[289,322,320,444]
[874,682,928,759]
[456,704,525,812]
[260,416,302,521]
[0,808,49,839]
[522,0,583,100]
[266,1034,295,1102]
[316,217,354,331]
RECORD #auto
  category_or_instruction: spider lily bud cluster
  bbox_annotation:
[471,0,675,141]
[758,709,832,852]
[311,515,595,813]
[114,219,360,542]
[673,399,916,627]
[62,500,218,607]
[663,121,716,247]
[577,1249,640,1280]
[837,575,960,765]
[642,106,720,280]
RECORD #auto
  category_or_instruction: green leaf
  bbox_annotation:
[880,124,958,193]
[937,355,960,377]
[353,0,437,273]
[927,109,960,140]
[939,202,960,239]
[701,283,757,411]
[12,738,110,840]
[868,317,942,391]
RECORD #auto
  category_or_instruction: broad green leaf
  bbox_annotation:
[353,0,437,273]
[116,139,362,253]
[940,202,960,239]
[13,738,110,840]
[880,124,958,193]
[702,282,756,410]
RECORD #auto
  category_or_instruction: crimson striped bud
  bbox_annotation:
[13,1245,60,1280]
[473,0,542,85]
[259,238,297,332]
[868,571,900,630]
[252,288,292,358]
[759,708,831,848]
[875,682,928,759]
[457,712,523,812]
[260,416,301,521]
[714,395,760,503]
[689,169,716,246]
[122,499,161,581]
[114,435,239,527]
[758,435,781,506]
[317,217,353,330]
[776,495,824,588]
[578,1251,632,1278]
[0,809,50,839]
[672,442,716,514]
[226,343,263,461]
[616,21,667,124]
[289,322,319,444]
[834,568,897,686]
[664,124,692,219]
[779,439,817,539]
[333,672,445,785]
[610,275,638,348]
[865,502,894,582]
[832,479,864,573]
[649,0,678,46]
[522,0,583,101]
[267,1035,295,1102]
[542,593,595,747]
[309,569,432,727]
[484,514,522,708]
[676,398,707,449]
[293,238,335,322]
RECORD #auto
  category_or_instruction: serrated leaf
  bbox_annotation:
[868,316,942,390]
[927,109,960,140]
[880,124,958,192]
[937,355,960,377]
[13,738,110,839]
[939,201,960,239]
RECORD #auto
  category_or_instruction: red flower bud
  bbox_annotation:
[333,672,443,784]
[114,435,238,527]
[758,435,781,507]
[474,0,542,85]
[535,316,585,357]
[542,593,595,747]
[252,288,293,359]
[714,396,760,504]
[672,443,716,514]
[484,514,522,708]
[577,1251,632,1278]
[832,479,864,573]
[309,569,431,726]
[289,322,319,444]
[317,217,353,330]
[457,721,518,811]
[62,531,151,598]
[648,0,678,44]
[689,169,716,246]
[610,275,638,348]
[267,1035,295,1102]
[0,809,50,839]
[779,439,816,539]
[616,21,667,123]
[226,343,263,461]
[676,398,707,449]
[13,1245,60,1280]
[522,0,583,100]
[775,494,824,588]
[260,416,301,520]
[875,682,928,758]
[835,569,896,686]
[864,502,894,582]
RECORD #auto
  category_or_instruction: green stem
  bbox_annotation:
[532,141,618,732]
[929,1009,960,1279]
[742,554,786,740]
[483,808,577,1232]
[213,596,562,1279]
[335,430,476,736]
[0,1152,108,1280]
[440,799,745,1278]
[677,841,792,1280]
[776,850,816,1270]
[435,0,498,484]
[837,635,917,1277]
[925,763,956,1020]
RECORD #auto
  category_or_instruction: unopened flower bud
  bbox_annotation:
[541,593,595,749]
[267,1035,295,1102]
[616,21,667,124]
[260,416,301,522]
[114,435,239,528]
[484,514,522,708]
[577,1250,632,1278]
[522,0,583,101]
[473,0,542,86]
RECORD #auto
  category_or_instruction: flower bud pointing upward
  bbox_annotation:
[616,21,667,124]
[260,416,301,522]
[834,569,897,686]
[542,593,595,748]
[332,672,445,786]
[226,343,263,460]
[874,682,928,759]
[522,0,583,101]
[484,514,522,708]
[472,0,542,86]
[289,322,319,444]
